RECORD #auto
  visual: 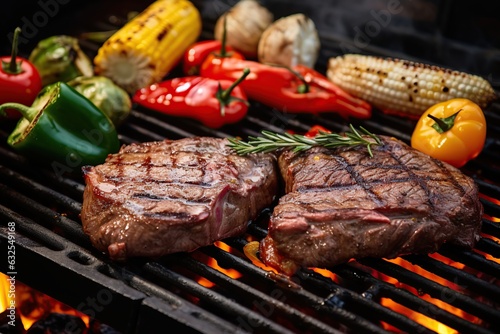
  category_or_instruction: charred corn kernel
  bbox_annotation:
[327,54,497,118]
[94,0,202,93]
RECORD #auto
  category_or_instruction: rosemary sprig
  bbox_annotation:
[227,124,382,157]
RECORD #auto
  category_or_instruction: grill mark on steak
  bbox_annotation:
[260,135,482,275]
[132,192,213,204]
[336,154,386,207]
[384,143,437,212]
[81,137,278,261]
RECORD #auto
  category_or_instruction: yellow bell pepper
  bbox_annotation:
[411,98,487,168]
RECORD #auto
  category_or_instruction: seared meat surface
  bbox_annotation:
[81,137,278,260]
[260,135,482,275]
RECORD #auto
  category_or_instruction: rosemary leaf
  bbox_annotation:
[227,125,381,157]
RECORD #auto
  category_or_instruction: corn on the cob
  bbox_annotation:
[94,0,202,93]
[327,54,497,118]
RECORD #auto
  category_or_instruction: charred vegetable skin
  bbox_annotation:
[0,82,120,168]
[200,58,372,119]
[133,69,250,128]
[29,35,94,86]
[1,28,42,119]
[68,76,131,126]
[94,0,202,93]
[327,54,496,118]
[411,98,486,168]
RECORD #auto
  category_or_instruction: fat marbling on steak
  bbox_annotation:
[81,137,278,261]
[260,135,483,275]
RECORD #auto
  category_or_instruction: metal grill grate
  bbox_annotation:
[1,1,500,333]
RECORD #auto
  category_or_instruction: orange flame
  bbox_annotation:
[378,257,481,333]
[197,241,243,288]
[311,268,339,283]
[0,273,89,330]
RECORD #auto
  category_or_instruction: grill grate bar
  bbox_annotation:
[358,258,500,328]
[0,145,86,200]
[439,245,500,278]
[402,253,500,300]
[0,164,82,216]
[199,244,393,334]
[0,209,145,334]
[94,263,244,334]
[476,237,500,258]
[481,199,500,219]
[295,269,434,334]
[335,263,497,334]
[482,219,500,239]
[169,253,345,334]
[475,179,500,199]
[0,183,91,249]
[141,261,295,334]
[215,239,427,334]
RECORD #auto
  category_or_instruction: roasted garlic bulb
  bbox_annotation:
[258,13,320,68]
[214,0,273,58]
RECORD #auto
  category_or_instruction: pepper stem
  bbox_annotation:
[220,68,250,101]
[2,27,23,74]
[216,68,251,116]
[220,14,228,58]
[0,103,37,122]
[270,64,310,93]
[428,109,461,134]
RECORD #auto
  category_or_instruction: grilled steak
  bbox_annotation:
[81,137,278,261]
[260,135,483,275]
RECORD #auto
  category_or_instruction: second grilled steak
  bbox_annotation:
[81,137,278,260]
[260,135,483,275]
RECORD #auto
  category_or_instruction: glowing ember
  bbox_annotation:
[197,241,243,288]
[0,273,89,330]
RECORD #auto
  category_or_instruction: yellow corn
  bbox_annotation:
[327,54,496,118]
[94,0,202,93]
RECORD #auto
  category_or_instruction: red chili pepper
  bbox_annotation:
[183,16,244,76]
[200,58,372,119]
[0,28,42,119]
[304,125,331,138]
[133,68,250,128]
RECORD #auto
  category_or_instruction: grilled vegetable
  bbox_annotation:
[327,54,497,118]
[258,13,320,68]
[94,0,202,93]
[411,98,486,168]
[183,17,244,75]
[29,35,93,86]
[214,0,273,58]
[0,82,120,170]
[133,69,250,128]
[1,28,42,119]
[200,57,372,119]
[68,76,131,126]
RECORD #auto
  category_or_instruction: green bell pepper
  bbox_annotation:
[0,82,120,172]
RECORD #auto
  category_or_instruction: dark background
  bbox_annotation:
[1,0,499,84]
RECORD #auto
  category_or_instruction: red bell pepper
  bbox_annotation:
[183,40,243,75]
[1,28,42,119]
[199,58,372,119]
[183,16,244,76]
[304,125,331,138]
[133,68,250,129]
